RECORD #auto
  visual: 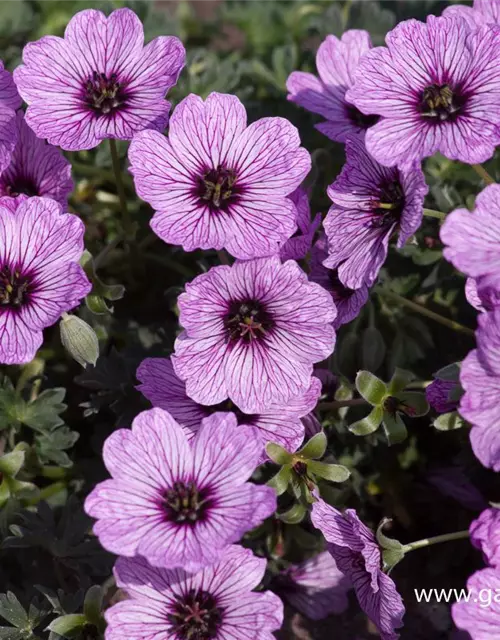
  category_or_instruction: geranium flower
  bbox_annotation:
[128,92,311,259]
[452,568,500,639]
[0,61,21,173]
[425,379,459,414]
[311,497,405,639]
[465,278,500,313]
[136,356,321,457]
[84,408,276,571]
[0,112,72,206]
[470,508,500,568]
[172,256,336,413]
[14,8,185,151]
[107,545,283,639]
[323,135,427,289]
[287,30,378,142]
[346,16,500,167]
[0,197,90,365]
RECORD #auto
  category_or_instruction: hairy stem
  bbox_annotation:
[423,208,447,221]
[403,529,470,553]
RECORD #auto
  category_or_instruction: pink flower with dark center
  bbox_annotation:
[128,92,311,259]
[172,257,336,413]
[136,357,321,457]
[287,30,379,143]
[107,546,284,640]
[14,8,185,151]
[0,112,72,206]
[0,197,90,365]
[84,408,276,571]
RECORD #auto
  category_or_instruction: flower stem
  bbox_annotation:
[423,208,447,220]
[472,164,495,185]
[378,288,475,337]
[318,398,368,411]
[403,529,470,553]
[108,139,135,243]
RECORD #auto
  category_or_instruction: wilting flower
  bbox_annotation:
[459,310,500,471]
[323,135,427,289]
[470,508,500,568]
[84,408,276,571]
[129,92,311,259]
[279,188,321,262]
[452,568,500,639]
[442,185,500,292]
[107,545,284,640]
[0,112,72,206]
[346,16,500,168]
[14,8,185,151]
[0,197,90,365]
[287,30,378,143]
[426,379,459,414]
[311,497,405,639]
[274,552,351,620]
[172,257,336,413]
[466,278,500,313]
[136,357,321,457]
[310,236,369,328]
[0,61,21,173]
[444,0,500,27]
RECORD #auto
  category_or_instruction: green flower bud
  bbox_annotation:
[60,314,99,368]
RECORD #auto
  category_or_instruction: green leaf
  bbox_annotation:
[277,502,307,524]
[376,519,406,572]
[434,362,461,382]
[355,371,387,405]
[85,294,111,315]
[0,451,24,478]
[83,587,103,628]
[47,614,87,638]
[433,411,464,431]
[0,628,25,640]
[388,368,415,394]
[308,461,350,483]
[362,327,386,372]
[382,412,408,445]
[34,426,79,467]
[265,442,292,466]
[349,406,383,436]
[0,592,28,628]
[267,465,291,496]
[297,432,327,460]
[397,391,430,417]
[21,389,67,432]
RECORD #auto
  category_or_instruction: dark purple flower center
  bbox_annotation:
[370,180,405,229]
[346,105,379,130]
[0,265,31,309]
[204,399,257,425]
[163,481,211,525]
[420,83,464,122]
[168,589,223,640]
[3,176,39,198]
[328,272,353,301]
[199,166,238,211]
[224,300,274,343]
[85,72,127,115]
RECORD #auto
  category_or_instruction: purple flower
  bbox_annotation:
[346,16,500,168]
[128,92,311,259]
[310,235,369,328]
[442,185,500,291]
[444,0,500,28]
[0,61,21,173]
[0,112,73,206]
[107,545,284,640]
[470,508,500,568]
[279,188,321,262]
[84,408,276,571]
[311,497,405,640]
[0,197,90,365]
[172,256,336,413]
[322,135,427,289]
[426,379,459,414]
[276,552,351,620]
[287,30,378,143]
[452,568,500,639]
[14,8,185,151]
[459,310,500,471]
[466,278,500,313]
[136,356,320,457]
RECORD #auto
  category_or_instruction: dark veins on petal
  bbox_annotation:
[198,165,240,212]
[369,179,405,230]
[420,83,465,122]
[84,71,128,115]
[163,481,212,525]
[0,265,31,309]
[224,300,274,343]
[168,589,223,640]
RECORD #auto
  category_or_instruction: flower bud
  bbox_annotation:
[60,314,99,368]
